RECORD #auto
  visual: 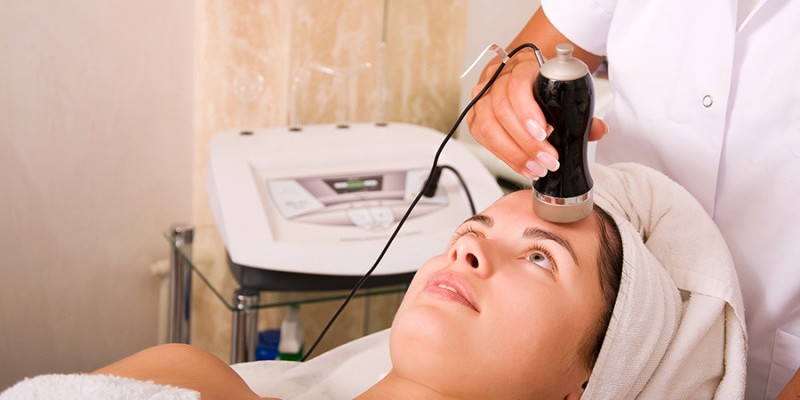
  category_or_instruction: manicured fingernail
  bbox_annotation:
[525,160,547,178]
[526,119,547,142]
[536,152,560,171]
[599,118,609,135]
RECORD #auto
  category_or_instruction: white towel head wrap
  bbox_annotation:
[584,163,747,399]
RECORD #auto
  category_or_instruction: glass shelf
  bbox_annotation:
[163,224,410,363]
[164,225,409,312]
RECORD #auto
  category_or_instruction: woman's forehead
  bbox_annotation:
[485,191,603,246]
[485,191,543,223]
[485,190,531,212]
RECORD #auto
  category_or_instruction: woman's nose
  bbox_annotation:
[449,236,492,277]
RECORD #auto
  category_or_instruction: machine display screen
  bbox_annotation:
[324,175,383,194]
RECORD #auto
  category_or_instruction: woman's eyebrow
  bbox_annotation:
[523,227,579,265]
[462,214,493,227]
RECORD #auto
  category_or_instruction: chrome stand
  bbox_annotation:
[168,225,194,343]
[231,289,260,363]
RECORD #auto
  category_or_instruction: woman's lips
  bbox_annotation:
[425,271,480,312]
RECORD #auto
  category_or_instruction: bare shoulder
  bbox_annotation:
[93,344,273,400]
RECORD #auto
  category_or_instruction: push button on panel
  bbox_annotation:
[346,206,396,230]
[369,206,395,228]
[346,208,373,228]
[268,179,325,218]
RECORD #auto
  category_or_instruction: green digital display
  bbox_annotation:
[347,180,366,189]
[325,175,383,194]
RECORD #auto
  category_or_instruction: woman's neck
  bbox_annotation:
[356,370,465,400]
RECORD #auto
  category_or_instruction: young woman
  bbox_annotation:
[90,190,622,400]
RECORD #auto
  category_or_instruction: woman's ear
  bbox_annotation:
[563,381,587,400]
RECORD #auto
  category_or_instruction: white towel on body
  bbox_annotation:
[0,373,199,400]
[584,162,747,399]
[233,329,391,399]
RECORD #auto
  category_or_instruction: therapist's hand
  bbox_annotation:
[466,51,608,181]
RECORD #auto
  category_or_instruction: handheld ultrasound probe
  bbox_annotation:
[531,43,595,224]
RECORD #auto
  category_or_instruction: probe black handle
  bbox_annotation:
[532,74,594,198]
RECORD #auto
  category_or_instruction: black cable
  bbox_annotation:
[301,43,540,361]
[439,165,476,215]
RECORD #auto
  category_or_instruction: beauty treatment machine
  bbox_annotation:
[207,122,503,291]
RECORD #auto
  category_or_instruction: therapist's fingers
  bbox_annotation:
[467,56,557,179]
[469,84,545,179]
[588,118,609,141]
[506,55,558,164]
[468,65,533,177]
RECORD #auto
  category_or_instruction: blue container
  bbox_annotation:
[255,329,281,361]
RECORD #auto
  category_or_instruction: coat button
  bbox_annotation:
[702,95,714,107]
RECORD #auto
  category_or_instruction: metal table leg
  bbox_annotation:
[231,289,260,363]
[168,225,193,343]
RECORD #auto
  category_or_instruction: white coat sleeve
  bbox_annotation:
[540,0,616,56]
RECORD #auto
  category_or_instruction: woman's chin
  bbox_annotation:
[388,307,474,397]
[391,303,470,362]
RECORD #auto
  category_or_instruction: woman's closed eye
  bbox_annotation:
[450,225,484,245]
[526,245,556,273]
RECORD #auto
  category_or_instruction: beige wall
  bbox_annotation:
[0,0,194,390]
[0,0,468,390]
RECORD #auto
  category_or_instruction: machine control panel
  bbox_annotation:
[266,169,447,232]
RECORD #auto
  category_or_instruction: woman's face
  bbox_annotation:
[390,190,606,400]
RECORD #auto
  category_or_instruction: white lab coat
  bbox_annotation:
[541,0,800,398]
